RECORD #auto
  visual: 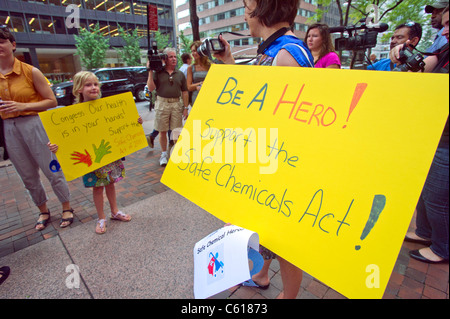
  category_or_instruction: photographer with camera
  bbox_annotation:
[367,22,422,71]
[147,47,189,166]
[390,6,449,264]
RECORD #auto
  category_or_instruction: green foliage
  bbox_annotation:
[178,30,193,54]
[153,30,171,50]
[114,25,143,66]
[74,23,110,70]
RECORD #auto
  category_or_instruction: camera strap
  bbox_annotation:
[257,27,291,55]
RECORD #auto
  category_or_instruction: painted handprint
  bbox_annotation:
[93,139,112,163]
[71,150,93,167]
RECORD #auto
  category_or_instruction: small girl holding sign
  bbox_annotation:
[48,71,142,234]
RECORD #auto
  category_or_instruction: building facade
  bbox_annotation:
[0,0,176,82]
[175,0,341,57]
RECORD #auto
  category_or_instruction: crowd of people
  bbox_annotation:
[0,0,448,298]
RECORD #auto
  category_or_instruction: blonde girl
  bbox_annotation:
[50,71,139,234]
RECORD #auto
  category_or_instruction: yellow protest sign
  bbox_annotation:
[161,64,448,299]
[39,92,147,181]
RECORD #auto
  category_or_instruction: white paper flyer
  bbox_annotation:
[193,225,261,299]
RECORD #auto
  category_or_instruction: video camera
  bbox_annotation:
[197,37,225,59]
[392,45,425,72]
[330,20,388,51]
[148,41,167,72]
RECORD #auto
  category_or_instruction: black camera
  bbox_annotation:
[197,37,225,58]
[330,21,388,51]
[335,30,378,51]
[148,41,167,72]
[392,45,425,72]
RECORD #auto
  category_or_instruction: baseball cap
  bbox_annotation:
[425,0,449,13]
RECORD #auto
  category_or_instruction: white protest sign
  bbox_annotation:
[193,225,260,299]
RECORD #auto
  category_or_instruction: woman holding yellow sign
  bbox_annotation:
[214,0,314,299]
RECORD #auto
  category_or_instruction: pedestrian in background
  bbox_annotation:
[179,52,192,79]
[306,23,341,68]
[147,48,189,166]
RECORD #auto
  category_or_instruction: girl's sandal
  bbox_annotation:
[35,211,50,231]
[95,219,107,234]
[111,211,131,222]
[60,208,74,228]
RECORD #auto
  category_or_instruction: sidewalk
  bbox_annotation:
[0,103,448,299]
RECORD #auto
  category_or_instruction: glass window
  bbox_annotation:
[40,15,55,34]
[94,0,107,11]
[83,0,95,10]
[95,70,112,81]
[52,16,66,34]
[133,2,147,16]
[9,14,26,33]
[135,25,147,38]
[26,14,41,33]
[116,1,132,14]
[0,12,12,28]
[106,22,118,37]
[97,21,110,36]
[177,9,189,19]
[158,6,172,20]
[112,69,129,79]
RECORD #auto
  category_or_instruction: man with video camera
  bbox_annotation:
[390,6,449,264]
[367,21,422,71]
[147,48,189,166]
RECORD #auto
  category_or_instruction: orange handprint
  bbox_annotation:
[71,149,93,167]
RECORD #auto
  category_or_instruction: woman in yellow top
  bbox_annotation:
[0,25,73,230]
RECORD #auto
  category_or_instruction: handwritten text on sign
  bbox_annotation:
[162,65,449,299]
[39,92,148,181]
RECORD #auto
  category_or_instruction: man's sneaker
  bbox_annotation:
[159,153,168,166]
[147,135,154,148]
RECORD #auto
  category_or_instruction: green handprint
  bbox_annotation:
[93,139,112,163]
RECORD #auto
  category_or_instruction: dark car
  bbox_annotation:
[52,66,148,106]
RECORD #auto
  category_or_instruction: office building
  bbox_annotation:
[0,0,176,82]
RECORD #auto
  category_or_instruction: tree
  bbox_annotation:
[178,30,192,54]
[153,30,171,49]
[74,23,110,70]
[114,25,143,66]
[316,0,430,38]
[189,0,200,41]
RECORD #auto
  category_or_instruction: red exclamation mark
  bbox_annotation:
[343,83,368,128]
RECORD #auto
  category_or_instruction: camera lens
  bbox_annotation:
[197,42,209,58]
